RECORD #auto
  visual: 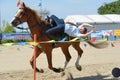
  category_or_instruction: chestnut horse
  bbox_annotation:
[11,2,84,73]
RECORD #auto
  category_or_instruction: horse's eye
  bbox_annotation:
[20,12,25,15]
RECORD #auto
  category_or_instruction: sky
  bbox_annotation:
[0,0,117,26]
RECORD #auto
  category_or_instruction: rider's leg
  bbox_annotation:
[50,15,64,25]
[46,24,65,39]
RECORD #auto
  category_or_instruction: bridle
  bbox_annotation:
[14,8,29,25]
[14,7,41,30]
[14,8,30,34]
[13,7,44,39]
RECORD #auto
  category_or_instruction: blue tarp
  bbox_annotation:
[16,42,27,46]
[91,31,103,38]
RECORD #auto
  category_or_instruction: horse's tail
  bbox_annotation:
[85,40,108,49]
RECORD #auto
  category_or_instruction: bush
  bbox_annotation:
[1,39,32,44]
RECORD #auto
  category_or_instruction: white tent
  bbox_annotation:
[104,14,120,23]
[64,14,120,31]
[65,14,120,24]
[64,15,94,24]
[87,15,112,24]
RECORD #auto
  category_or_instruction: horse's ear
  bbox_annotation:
[20,2,26,8]
[22,2,26,7]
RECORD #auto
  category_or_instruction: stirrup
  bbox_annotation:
[46,16,50,22]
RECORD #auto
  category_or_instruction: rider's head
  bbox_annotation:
[79,26,87,34]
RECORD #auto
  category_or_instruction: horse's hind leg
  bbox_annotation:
[30,48,43,72]
[61,45,71,71]
[72,42,83,71]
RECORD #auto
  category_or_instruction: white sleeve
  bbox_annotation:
[78,25,82,29]
[76,34,83,39]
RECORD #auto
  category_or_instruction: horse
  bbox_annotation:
[11,2,105,73]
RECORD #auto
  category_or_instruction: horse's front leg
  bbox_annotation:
[72,43,83,71]
[45,47,62,73]
[30,48,43,73]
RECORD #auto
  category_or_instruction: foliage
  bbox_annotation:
[3,22,15,33]
[1,20,15,33]
[1,39,32,44]
[98,0,120,14]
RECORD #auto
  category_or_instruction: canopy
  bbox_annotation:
[64,14,120,24]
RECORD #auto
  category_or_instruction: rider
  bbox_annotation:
[46,15,95,40]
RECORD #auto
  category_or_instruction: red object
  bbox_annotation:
[33,34,37,80]
[90,37,96,42]
[37,42,41,45]
[111,43,115,47]
[17,0,21,7]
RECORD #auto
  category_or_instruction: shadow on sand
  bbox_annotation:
[72,74,119,80]
[66,72,119,80]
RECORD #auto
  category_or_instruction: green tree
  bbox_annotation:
[1,20,15,33]
[98,0,120,14]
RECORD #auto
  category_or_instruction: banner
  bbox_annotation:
[2,33,31,40]
[0,34,2,40]
[91,30,114,37]
[114,29,120,36]
[101,30,113,36]
[91,31,103,38]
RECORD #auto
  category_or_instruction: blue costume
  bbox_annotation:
[46,15,83,40]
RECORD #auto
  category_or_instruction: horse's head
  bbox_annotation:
[11,2,29,27]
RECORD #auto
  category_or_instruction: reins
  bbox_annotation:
[15,26,28,30]
[15,24,32,38]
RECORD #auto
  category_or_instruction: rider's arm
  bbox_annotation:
[77,25,95,39]
[80,23,95,28]
[65,22,78,27]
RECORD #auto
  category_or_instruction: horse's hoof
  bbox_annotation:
[36,68,44,73]
[75,64,82,71]
[61,72,65,77]
[53,68,64,73]
[59,68,64,72]
[39,69,44,73]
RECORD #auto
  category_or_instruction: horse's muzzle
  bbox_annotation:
[11,21,18,27]
[10,17,21,27]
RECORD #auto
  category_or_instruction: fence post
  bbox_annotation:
[33,34,37,80]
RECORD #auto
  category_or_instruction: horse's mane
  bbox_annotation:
[26,6,47,26]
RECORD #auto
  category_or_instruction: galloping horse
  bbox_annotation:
[11,2,85,73]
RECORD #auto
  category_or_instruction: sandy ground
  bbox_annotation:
[0,41,120,80]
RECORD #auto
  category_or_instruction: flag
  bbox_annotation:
[17,0,21,7]
[111,43,115,47]
[90,37,96,42]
